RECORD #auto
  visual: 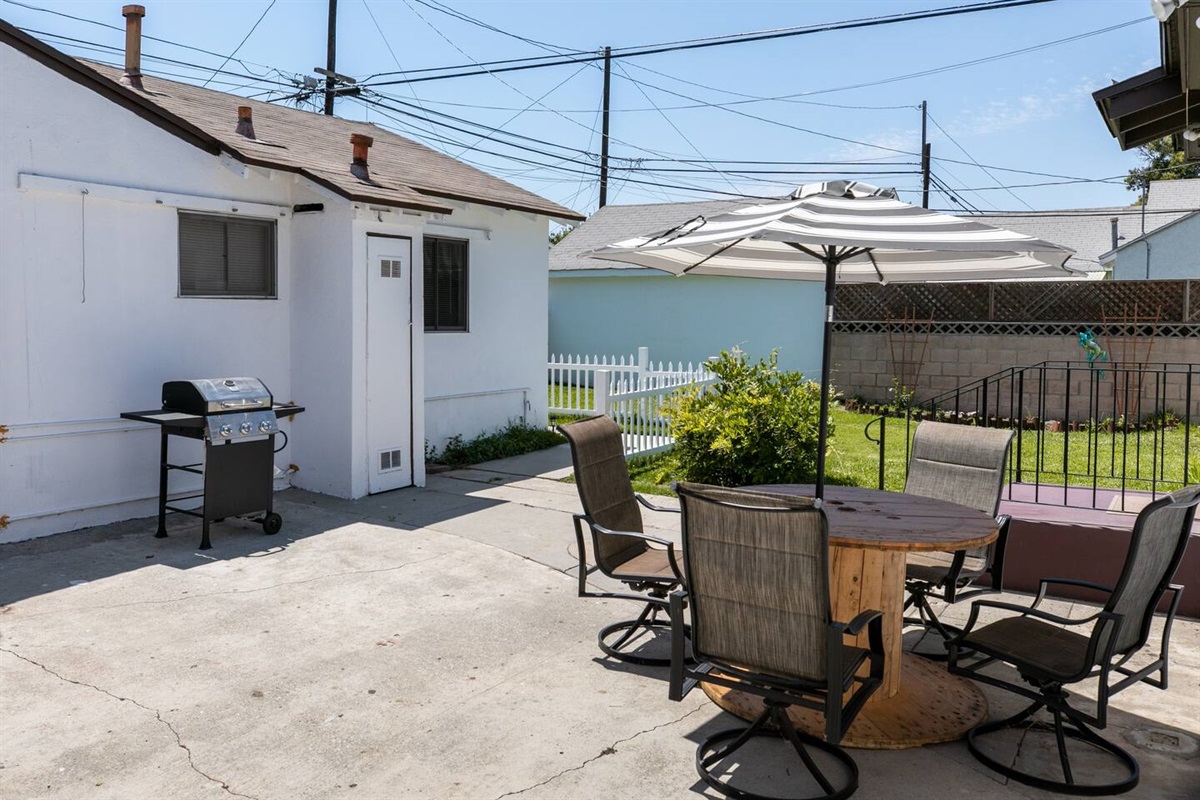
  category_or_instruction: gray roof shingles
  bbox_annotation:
[549,199,740,272]
[85,62,583,219]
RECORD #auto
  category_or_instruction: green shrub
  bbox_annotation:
[662,348,830,486]
[431,421,565,468]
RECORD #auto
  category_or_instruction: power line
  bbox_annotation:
[929,172,984,214]
[201,0,276,88]
[927,112,1033,211]
[392,3,813,178]
[18,26,299,88]
[452,61,594,159]
[2,0,279,74]
[362,0,1062,87]
[361,0,439,138]
[613,61,741,195]
[356,95,810,199]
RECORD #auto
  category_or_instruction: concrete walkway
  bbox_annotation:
[1,447,1196,799]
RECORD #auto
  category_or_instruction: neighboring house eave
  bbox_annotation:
[1092,4,1200,160]
[551,267,670,278]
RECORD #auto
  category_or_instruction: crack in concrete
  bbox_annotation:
[492,703,709,800]
[0,646,260,800]
[11,554,449,618]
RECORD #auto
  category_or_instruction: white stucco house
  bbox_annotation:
[0,18,582,542]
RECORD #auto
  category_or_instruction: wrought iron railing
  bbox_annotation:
[873,361,1199,510]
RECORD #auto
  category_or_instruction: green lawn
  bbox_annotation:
[603,407,1198,495]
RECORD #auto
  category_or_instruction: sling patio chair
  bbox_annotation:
[558,414,685,666]
[948,484,1200,795]
[669,483,884,800]
[902,421,1015,657]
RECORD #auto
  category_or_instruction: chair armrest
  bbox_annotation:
[835,610,883,637]
[833,609,884,656]
[591,522,685,584]
[1033,577,1115,609]
[636,493,681,514]
[590,521,675,549]
[962,598,1108,632]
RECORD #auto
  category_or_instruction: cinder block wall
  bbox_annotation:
[831,333,1200,420]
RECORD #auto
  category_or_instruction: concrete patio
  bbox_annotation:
[1,445,1196,800]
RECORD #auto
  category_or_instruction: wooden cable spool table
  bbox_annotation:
[701,485,998,750]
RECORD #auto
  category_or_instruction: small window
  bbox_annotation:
[178,212,276,298]
[424,236,468,331]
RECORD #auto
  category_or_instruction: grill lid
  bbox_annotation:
[162,377,273,415]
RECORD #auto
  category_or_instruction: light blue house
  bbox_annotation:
[1103,211,1200,280]
[1100,179,1200,280]
[549,200,827,376]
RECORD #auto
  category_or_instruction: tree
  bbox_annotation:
[1125,137,1200,203]
[548,226,574,246]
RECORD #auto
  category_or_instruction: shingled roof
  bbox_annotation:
[549,199,742,272]
[0,20,582,221]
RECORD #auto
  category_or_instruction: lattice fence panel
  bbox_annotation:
[836,280,1195,323]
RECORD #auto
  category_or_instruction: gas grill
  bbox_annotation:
[121,378,304,550]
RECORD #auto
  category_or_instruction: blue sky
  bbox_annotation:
[2,0,1164,215]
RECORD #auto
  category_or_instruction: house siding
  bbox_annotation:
[549,272,825,376]
[1112,215,1200,280]
[423,206,551,451]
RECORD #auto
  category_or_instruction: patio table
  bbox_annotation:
[701,484,998,750]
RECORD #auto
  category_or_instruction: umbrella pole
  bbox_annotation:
[815,256,837,501]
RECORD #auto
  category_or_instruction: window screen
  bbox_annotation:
[179,213,276,298]
[424,236,469,331]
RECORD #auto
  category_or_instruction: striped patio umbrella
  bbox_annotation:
[587,181,1075,499]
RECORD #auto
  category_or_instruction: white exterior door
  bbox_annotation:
[366,234,414,493]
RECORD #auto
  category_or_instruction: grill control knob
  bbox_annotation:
[240,422,253,435]
[259,420,275,433]
[219,424,233,438]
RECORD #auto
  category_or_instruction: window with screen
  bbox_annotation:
[178,212,276,298]
[424,236,469,331]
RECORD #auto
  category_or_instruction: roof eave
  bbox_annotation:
[418,188,584,221]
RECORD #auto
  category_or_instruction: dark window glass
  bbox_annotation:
[179,213,276,298]
[423,236,468,331]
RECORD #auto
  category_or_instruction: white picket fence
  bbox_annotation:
[548,347,715,455]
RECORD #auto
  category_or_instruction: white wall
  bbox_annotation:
[422,205,551,452]
[288,198,353,497]
[1112,216,1200,280]
[0,45,296,540]
[549,271,826,377]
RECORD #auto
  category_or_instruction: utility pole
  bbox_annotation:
[920,100,931,208]
[598,46,612,208]
[323,0,338,115]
